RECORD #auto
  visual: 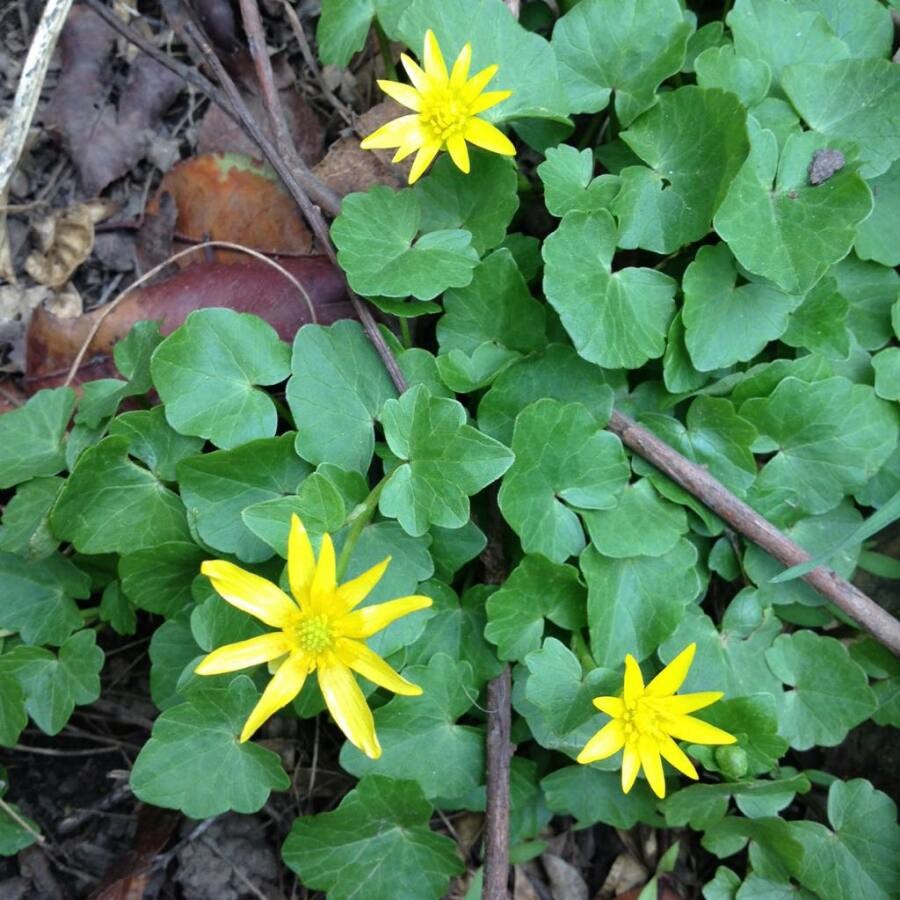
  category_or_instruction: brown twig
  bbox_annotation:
[481,496,512,900]
[180,13,407,393]
[280,0,354,126]
[607,410,900,655]
[81,0,340,216]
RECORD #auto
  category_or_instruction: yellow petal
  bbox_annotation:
[646,643,696,697]
[658,735,699,781]
[408,141,441,184]
[638,735,666,799]
[450,42,472,88]
[201,560,298,629]
[447,134,470,173]
[576,719,625,764]
[239,652,309,742]
[393,135,425,162]
[310,532,336,610]
[195,632,291,675]
[463,118,515,156]
[423,29,448,82]
[376,79,422,111]
[665,714,737,746]
[657,691,724,715]
[621,743,640,793]
[335,638,422,696]
[400,53,430,93]
[288,514,315,606]
[465,63,499,99]
[337,595,432,639]
[623,654,645,705]
[336,556,391,613]
[360,114,422,150]
[593,696,625,718]
[317,656,381,759]
[468,90,512,115]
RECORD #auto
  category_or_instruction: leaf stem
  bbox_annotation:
[375,20,398,81]
[336,475,389,580]
[570,630,597,672]
[399,317,412,349]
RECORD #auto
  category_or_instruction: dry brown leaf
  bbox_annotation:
[599,853,648,899]
[144,153,313,264]
[513,866,542,900]
[542,853,589,900]
[24,254,350,390]
[24,199,117,289]
[312,101,412,196]
[42,7,184,195]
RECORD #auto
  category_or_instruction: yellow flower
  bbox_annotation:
[360,29,515,184]
[195,515,432,757]
[577,644,736,799]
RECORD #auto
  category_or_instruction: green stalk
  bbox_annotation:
[375,20,398,81]
[336,475,389,580]
[399,317,412,349]
[571,630,597,673]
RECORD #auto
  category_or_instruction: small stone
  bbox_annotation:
[808,148,845,186]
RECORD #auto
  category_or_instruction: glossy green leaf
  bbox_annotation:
[855,162,900,266]
[0,476,62,560]
[517,638,619,759]
[783,59,900,178]
[0,388,74,489]
[583,539,701,667]
[283,775,463,900]
[682,244,800,371]
[177,434,310,562]
[0,630,103,734]
[379,385,514,536]
[0,552,89,646]
[485,555,586,661]
[130,676,290,817]
[477,344,618,445]
[414,152,519,254]
[613,87,750,254]
[695,44,771,107]
[873,347,900,402]
[52,436,190,554]
[727,0,849,91]
[741,376,898,517]
[498,399,629,563]
[552,0,690,124]
[438,250,546,356]
[288,321,398,474]
[340,654,483,799]
[765,631,876,749]
[543,211,676,368]
[538,145,620,217]
[542,766,659,829]
[581,478,687,559]
[120,541,206,618]
[108,407,204,482]
[714,128,873,293]
[151,309,291,450]
[332,187,478,300]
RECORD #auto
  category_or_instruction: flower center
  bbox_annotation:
[293,614,333,654]
[420,92,469,142]
[622,700,662,744]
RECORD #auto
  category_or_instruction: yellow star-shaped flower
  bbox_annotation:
[577,644,736,798]
[195,515,431,757]
[361,29,515,183]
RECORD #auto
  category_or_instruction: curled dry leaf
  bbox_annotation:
[24,199,118,289]
[24,254,350,390]
[312,101,412,196]
[42,7,184,195]
[143,153,313,264]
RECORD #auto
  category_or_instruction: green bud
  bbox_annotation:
[716,745,749,780]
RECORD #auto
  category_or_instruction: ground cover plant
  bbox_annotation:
[0,0,899,896]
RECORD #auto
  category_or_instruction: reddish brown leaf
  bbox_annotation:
[145,153,314,263]
[25,255,349,391]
